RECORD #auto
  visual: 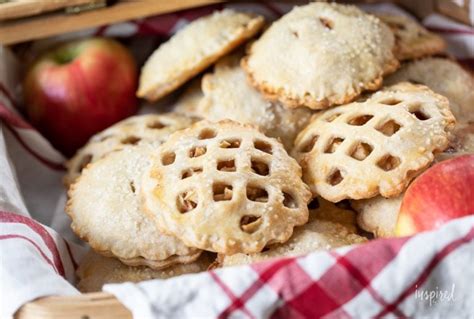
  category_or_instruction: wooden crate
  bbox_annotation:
[5,1,471,318]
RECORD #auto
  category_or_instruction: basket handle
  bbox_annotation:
[15,292,131,319]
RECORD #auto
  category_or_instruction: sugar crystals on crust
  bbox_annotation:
[66,145,201,269]
[65,113,196,186]
[141,120,311,254]
[292,83,455,202]
[137,9,265,101]
[377,14,446,61]
[242,2,399,110]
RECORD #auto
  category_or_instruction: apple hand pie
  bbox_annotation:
[66,145,201,269]
[242,2,398,110]
[293,82,455,202]
[137,9,265,101]
[142,120,311,254]
[65,113,196,186]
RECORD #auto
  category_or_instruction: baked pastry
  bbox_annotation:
[142,120,312,254]
[242,2,398,110]
[220,198,366,267]
[307,197,358,232]
[173,77,204,117]
[195,53,312,150]
[353,122,473,237]
[137,9,265,101]
[77,250,214,292]
[385,58,474,124]
[292,83,456,202]
[66,145,201,269]
[377,14,445,61]
[65,113,196,186]
[352,195,402,238]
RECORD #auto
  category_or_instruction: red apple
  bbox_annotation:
[23,37,138,157]
[396,154,474,236]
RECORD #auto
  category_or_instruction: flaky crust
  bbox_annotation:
[173,77,204,117]
[65,113,197,187]
[66,145,201,269]
[137,9,265,101]
[141,120,311,254]
[241,2,399,110]
[292,83,456,202]
[352,195,402,238]
[196,53,312,150]
[377,14,446,61]
[385,58,474,124]
[77,250,214,292]
[220,198,366,267]
[353,123,474,238]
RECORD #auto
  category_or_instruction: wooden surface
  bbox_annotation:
[0,0,101,21]
[15,292,131,319]
[0,0,222,45]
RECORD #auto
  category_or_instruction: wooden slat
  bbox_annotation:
[0,0,101,21]
[15,292,131,319]
[0,0,223,45]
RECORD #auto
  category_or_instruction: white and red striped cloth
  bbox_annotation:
[1,2,473,319]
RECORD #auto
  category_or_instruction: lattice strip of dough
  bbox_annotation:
[293,83,455,202]
[142,120,311,254]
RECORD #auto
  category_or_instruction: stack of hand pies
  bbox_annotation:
[64,4,473,292]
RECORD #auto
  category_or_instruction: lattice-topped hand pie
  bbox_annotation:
[65,113,196,186]
[219,197,366,267]
[242,2,398,110]
[66,145,201,269]
[142,120,311,254]
[353,123,474,237]
[137,9,265,101]
[293,83,455,202]
[376,14,446,61]
[195,53,312,150]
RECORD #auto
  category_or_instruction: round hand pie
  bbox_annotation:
[293,83,455,202]
[385,58,474,124]
[220,197,366,267]
[65,113,196,186]
[66,145,201,269]
[242,2,398,109]
[173,77,204,116]
[137,9,265,101]
[352,195,402,238]
[77,250,214,292]
[352,123,474,238]
[376,14,445,61]
[196,53,312,150]
[142,120,311,254]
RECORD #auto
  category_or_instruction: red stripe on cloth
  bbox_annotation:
[375,226,474,318]
[0,234,58,274]
[3,124,65,171]
[281,277,346,319]
[0,101,32,129]
[0,211,65,276]
[458,58,474,72]
[261,2,284,17]
[279,237,409,318]
[330,251,405,318]
[0,83,20,109]
[94,25,108,36]
[209,271,255,319]
[217,258,295,319]
[64,239,79,270]
[427,27,474,35]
